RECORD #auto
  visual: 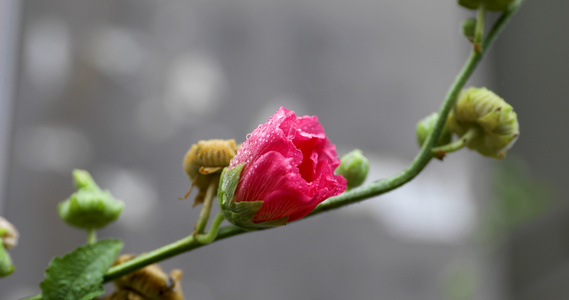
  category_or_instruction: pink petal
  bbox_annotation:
[230,107,301,168]
[233,151,314,223]
[228,106,347,225]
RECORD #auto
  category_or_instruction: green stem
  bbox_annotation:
[309,0,522,215]
[103,212,225,282]
[196,213,225,244]
[474,5,486,51]
[431,127,481,158]
[93,0,525,286]
[195,178,218,234]
[104,234,198,282]
[87,228,97,245]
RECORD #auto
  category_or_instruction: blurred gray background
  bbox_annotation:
[0,0,566,299]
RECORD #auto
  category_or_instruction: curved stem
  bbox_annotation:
[309,0,522,215]
[95,0,525,286]
[431,127,481,159]
[196,213,225,244]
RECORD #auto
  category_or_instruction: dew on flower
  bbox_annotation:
[219,107,347,230]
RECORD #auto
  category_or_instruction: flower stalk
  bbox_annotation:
[432,127,481,159]
[87,228,97,245]
[194,179,219,235]
[474,5,486,51]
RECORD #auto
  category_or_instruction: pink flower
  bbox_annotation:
[218,107,347,230]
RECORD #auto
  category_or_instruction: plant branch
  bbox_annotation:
[98,0,524,286]
[309,0,521,215]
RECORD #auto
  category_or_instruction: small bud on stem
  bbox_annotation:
[336,150,370,190]
[58,170,124,236]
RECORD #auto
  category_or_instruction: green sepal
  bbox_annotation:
[458,0,516,12]
[336,149,370,190]
[58,170,124,230]
[217,164,245,209]
[0,242,14,277]
[40,239,123,300]
[218,164,289,230]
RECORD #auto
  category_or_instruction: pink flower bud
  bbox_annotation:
[219,107,347,230]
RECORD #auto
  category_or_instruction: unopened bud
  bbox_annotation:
[0,242,14,277]
[461,18,477,41]
[0,217,17,277]
[58,170,124,230]
[182,139,238,206]
[0,217,18,249]
[458,0,516,12]
[416,112,452,148]
[446,87,519,159]
[336,150,369,189]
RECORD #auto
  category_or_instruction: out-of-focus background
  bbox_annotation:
[0,0,566,299]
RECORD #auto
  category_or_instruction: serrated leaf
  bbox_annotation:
[40,239,123,300]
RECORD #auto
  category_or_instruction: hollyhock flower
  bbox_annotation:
[218,107,347,230]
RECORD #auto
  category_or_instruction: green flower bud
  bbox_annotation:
[0,217,18,249]
[335,149,369,189]
[458,0,516,12]
[416,112,452,148]
[0,217,18,277]
[446,87,519,159]
[0,242,14,277]
[461,18,477,41]
[58,170,124,229]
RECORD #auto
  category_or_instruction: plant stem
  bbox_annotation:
[194,178,218,234]
[309,0,522,215]
[196,213,225,244]
[87,228,97,245]
[98,0,524,284]
[103,212,225,282]
[431,127,481,158]
[474,5,486,52]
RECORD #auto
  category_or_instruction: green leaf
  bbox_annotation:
[40,239,123,300]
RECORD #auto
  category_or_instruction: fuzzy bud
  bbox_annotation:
[182,139,238,206]
[335,150,369,189]
[58,170,124,230]
[446,87,519,158]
